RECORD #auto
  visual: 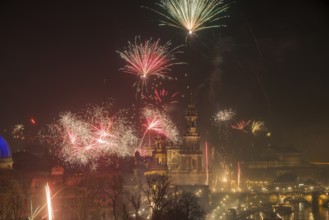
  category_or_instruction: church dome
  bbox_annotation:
[0,135,13,169]
[0,135,11,158]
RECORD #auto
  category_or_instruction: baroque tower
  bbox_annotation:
[145,104,208,186]
[167,104,206,185]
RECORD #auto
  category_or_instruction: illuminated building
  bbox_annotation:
[242,145,329,189]
[245,145,302,169]
[0,135,13,170]
[144,104,208,186]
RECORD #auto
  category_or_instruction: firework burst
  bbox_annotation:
[48,104,138,167]
[251,120,265,135]
[139,107,180,146]
[231,120,250,132]
[213,108,235,124]
[211,108,236,151]
[118,37,183,95]
[148,0,229,35]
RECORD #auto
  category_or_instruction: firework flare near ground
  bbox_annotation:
[45,183,53,220]
[118,37,183,95]
[139,107,180,146]
[47,104,138,167]
[148,0,229,35]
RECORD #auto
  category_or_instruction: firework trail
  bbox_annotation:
[118,37,183,96]
[48,104,138,167]
[45,183,52,220]
[139,107,180,148]
[205,141,209,185]
[249,27,273,117]
[251,120,265,135]
[231,120,250,133]
[237,161,241,191]
[29,185,67,220]
[148,0,229,36]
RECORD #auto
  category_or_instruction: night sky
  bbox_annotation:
[1,0,329,161]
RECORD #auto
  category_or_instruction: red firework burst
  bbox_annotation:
[231,120,251,132]
[118,37,183,94]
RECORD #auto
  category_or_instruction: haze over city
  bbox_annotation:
[1,1,329,159]
[1,1,329,220]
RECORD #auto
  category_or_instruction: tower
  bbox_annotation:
[183,104,200,150]
[144,104,208,186]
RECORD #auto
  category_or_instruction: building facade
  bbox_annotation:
[144,104,208,186]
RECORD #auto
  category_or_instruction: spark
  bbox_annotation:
[251,121,265,135]
[48,104,138,167]
[118,37,183,95]
[231,120,250,132]
[149,0,229,35]
[30,117,37,125]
